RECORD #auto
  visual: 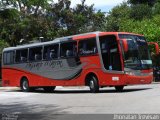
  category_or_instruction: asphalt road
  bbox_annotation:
[0,84,160,119]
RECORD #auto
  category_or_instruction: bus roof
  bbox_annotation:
[3,31,144,52]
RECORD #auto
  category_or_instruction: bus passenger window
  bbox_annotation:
[78,38,97,56]
[15,49,28,63]
[29,47,42,61]
[3,51,15,65]
[49,50,56,59]
[43,44,59,60]
[60,42,77,58]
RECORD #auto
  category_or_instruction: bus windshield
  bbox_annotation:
[119,34,152,70]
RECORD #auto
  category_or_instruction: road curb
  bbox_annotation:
[0,87,20,90]
[0,86,87,91]
[0,83,159,91]
[152,82,160,84]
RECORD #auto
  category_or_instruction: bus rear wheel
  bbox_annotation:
[115,86,124,92]
[21,78,31,92]
[43,87,56,93]
[88,76,99,93]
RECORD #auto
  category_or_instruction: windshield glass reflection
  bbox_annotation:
[119,34,152,70]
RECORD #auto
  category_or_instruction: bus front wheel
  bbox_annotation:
[20,78,31,92]
[115,86,124,92]
[88,76,99,93]
[43,87,56,93]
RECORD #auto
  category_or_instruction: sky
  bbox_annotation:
[53,0,126,12]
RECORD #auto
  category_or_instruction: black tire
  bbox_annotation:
[43,86,56,93]
[115,86,124,92]
[88,76,99,93]
[20,78,31,92]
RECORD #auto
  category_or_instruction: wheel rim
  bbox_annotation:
[89,80,94,89]
[22,81,28,90]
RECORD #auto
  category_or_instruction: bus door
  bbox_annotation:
[100,35,122,71]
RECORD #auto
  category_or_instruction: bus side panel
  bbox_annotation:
[97,71,152,86]
[125,74,153,85]
[2,67,67,87]
[0,60,129,88]
[76,55,102,84]
[97,71,126,86]
[2,67,43,87]
[42,55,102,86]
[2,68,24,87]
[78,55,127,86]
[2,67,153,88]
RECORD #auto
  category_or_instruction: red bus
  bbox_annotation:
[2,32,153,93]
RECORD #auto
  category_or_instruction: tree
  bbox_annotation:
[0,0,54,46]
[130,4,153,20]
[0,0,106,46]
[105,2,131,31]
[0,7,20,46]
[119,15,160,43]
[46,0,105,37]
[0,40,9,79]
[153,1,160,15]
[128,0,157,6]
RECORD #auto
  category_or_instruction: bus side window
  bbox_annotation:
[43,44,59,60]
[60,42,77,58]
[3,51,15,65]
[78,38,97,56]
[29,47,42,61]
[15,49,28,63]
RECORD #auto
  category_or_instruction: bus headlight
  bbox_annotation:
[125,71,135,76]
[149,72,153,75]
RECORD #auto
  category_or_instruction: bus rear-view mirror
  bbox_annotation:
[121,39,128,52]
[148,42,159,55]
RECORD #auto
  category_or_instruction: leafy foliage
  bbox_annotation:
[128,0,157,6]
[1,0,160,55]
[130,4,152,20]
[0,0,105,47]
[119,15,160,43]
[0,40,9,54]
[105,0,160,67]
[105,2,131,31]
[106,0,160,44]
